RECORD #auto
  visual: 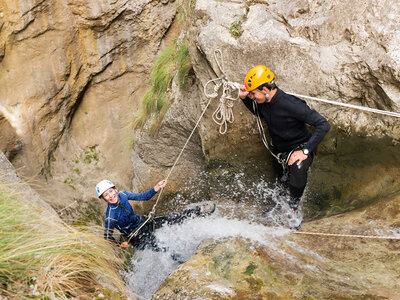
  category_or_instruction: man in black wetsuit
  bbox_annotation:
[239,65,330,229]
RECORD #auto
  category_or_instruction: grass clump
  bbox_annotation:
[132,39,192,134]
[0,184,130,299]
[230,14,246,38]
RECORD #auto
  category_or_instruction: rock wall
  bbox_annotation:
[0,0,179,212]
[182,0,400,217]
[0,151,57,216]
[0,0,399,217]
[134,0,400,217]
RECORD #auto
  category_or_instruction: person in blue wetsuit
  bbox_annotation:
[239,65,330,229]
[96,179,216,250]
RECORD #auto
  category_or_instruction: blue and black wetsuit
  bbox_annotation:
[104,188,200,250]
[241,88,330,208]
[104,189,156,243]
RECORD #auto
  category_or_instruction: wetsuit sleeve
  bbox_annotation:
[289,97,330,152]
[241,96,257,115]
[104,217,117,244]
[123,188,157,201]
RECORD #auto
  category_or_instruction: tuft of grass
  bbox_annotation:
[176,39,192,87]
[0,184,129,299]
[132,39,192,134]
[63,177,75,190]
[230,15,245,38]
[82,146,99,164]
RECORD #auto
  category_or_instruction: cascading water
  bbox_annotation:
[124,168,303,299]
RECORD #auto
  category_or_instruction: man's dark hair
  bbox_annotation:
[258,81,277,91]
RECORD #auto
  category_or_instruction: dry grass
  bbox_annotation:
[0,184,132,299]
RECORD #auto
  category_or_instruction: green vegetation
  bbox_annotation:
[267,266,278,281]
[230,14,246,38]
[132,39,192,134]
[0,185,128,299]
[63,177,75,190]
[82,146,99,164]
[244,262,257,275]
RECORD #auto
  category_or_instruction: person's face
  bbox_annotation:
[249,88,268,104]
[101,187,118,204]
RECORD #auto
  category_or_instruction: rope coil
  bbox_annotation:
[204,49,241,134]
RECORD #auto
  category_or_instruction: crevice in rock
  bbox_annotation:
[21,0,47,18]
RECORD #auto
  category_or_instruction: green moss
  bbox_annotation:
[82,146,99,164]
[267,266,278,281]
[244,262,257,275]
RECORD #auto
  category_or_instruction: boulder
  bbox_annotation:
[154,193,400,299]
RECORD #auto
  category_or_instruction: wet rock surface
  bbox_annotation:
[154,194,400,299]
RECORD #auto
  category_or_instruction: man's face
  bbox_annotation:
[101,187,118,204]
[249,89,267,104]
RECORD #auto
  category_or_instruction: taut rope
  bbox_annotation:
[127,97,214,243]
[292,230,400,240]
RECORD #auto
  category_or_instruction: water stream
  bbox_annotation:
[124,172,301,299]
[124,213,291,299]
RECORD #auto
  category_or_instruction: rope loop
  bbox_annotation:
[203,49,241,135]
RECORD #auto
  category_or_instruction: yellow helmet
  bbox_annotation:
[244,65,275,91]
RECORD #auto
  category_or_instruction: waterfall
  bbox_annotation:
[124,172,300,299]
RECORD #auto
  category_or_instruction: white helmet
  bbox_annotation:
[96,180,115,198]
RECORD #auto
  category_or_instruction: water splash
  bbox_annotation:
[124,213,290,299]
[125,167,303,299]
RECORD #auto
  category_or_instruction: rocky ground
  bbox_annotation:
[154,192,400,299]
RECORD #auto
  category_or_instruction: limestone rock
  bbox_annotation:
[0,0,178,214]
[184,0,400,217]
[0,151,57,216]
[154,193,400,299]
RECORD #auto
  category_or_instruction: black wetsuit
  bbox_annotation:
[241,88,330,208]
[129,208,201,251]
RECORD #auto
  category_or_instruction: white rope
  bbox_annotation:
[127,97,214,243]
[287,92,400,118]
[204,49,241,134]
[204,78,240,134]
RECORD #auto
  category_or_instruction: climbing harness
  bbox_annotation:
[252,99,294,172]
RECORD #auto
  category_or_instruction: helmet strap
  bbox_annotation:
[256,88,270,102]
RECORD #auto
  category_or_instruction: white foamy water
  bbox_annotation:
[125,171,301,299]
[124,211,290,299]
